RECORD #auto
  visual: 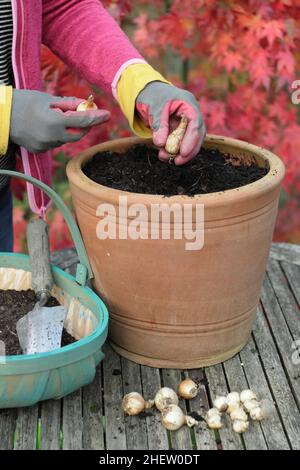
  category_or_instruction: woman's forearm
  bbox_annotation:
[42,0,144,96]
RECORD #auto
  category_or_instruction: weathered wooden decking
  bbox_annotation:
[0,242,300,450]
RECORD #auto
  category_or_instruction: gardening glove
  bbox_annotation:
[136,82,206,165]
[9,89,110,153]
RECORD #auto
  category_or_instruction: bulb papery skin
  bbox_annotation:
[233,420,249,434]
[122,392,146,416]
[178,379,198,399]
[243,399,259,413]
[227,402,240,415]
[240,389,257,403]
[76,95,98,112]
[161,405,186,431]
[206,414,223,430]
[165,115,188,155]
[206,408,221,419]
[213,396,228,412]
[227,392,240,405]
[155,387,179,411]
[230,407,248,422]
[250,407,264,421]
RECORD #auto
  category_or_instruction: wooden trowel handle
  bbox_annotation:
[27,218,53,305]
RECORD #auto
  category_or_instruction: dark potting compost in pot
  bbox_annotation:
[0,289,75,355]
[83,144,268,196]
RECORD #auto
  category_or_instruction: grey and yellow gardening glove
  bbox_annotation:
[10,89,110,153]
[136,82,206,165]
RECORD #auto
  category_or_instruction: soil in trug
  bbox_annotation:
[83,144,268,196]
[0,289,76,355]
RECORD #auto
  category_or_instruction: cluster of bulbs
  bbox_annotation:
[207,390,270,434]
[122,379,270,434]
[122,379,199,431]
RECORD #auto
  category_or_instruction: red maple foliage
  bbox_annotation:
[12,0,300,250]
[133,0,300,187]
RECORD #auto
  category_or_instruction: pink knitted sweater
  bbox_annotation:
[11,0,144,213]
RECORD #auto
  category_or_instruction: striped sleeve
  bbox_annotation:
[0,0,14,86]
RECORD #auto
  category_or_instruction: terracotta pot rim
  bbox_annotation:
[67,134,285,207]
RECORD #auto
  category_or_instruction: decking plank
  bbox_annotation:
[40,400,61,450]
[281,261,300,307]
[187,369,218,450]
[140,365,169,450]
[62,389,83,450]
[269,243,300,266]
[82,365,105,450]
[223,354,267,450]
[121,358,149,450]
[252,305,300,449]
[267,259,300,339]
[261,273,300,407]
[14,405,38,450]
[1,243,300,451]
[0,409,17,449]
[205,364,244,450]
[239,336,290,450]
[161,369,193,450]
[102,345,127,450]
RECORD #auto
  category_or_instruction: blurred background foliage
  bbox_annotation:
[13,0,300,251]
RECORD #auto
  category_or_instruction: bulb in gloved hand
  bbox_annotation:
[76,95,98,112]
[165,115,188,157]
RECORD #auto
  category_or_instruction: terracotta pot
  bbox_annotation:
[66,135,285,368]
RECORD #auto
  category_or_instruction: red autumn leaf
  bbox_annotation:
[221,52,243,72]
[249,50,272,88]
[276,49,295,77]
[258,20,285,46]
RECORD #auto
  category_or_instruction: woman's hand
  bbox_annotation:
[10,90,110,153]
[136,82,206,165]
